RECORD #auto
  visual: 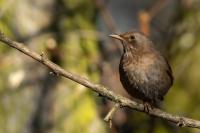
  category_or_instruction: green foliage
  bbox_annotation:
[49,0,103,132]
[165,1,200,132]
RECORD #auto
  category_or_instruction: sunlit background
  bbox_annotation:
[0,0,200,133]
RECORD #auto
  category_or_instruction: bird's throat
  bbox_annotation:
[121,41,126,53]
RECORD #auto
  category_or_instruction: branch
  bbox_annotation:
[0,31,200,129]
[104,103,120,128]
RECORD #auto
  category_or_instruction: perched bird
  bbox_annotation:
[109,31,173,110]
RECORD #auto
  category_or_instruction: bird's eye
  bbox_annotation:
[129,35,135,42]
[130,35,135,40]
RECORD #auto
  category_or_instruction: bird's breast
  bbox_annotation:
[120,52,156,82]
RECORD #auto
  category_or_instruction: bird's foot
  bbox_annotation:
[143,102,153,113]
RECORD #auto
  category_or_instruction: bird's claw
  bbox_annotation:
[143,102,153,113]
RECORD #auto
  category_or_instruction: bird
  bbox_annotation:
[109,31,173,111]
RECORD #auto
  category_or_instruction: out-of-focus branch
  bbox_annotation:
[139,0,169,35]
[95,0,122,53]
[1,31,200,129]
[148,0,169,19]
[95,0,118,33]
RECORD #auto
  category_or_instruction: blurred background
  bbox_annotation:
[0,0,200,133]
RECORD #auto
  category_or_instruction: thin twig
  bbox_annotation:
[95,0,122,53]
[95,0,118,33]
[0,31,200,129]
[149,0,169,19]
[104,103,120,128]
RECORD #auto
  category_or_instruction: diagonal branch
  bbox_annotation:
[0,31,200,129]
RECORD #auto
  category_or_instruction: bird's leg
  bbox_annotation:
[143,101,153,113]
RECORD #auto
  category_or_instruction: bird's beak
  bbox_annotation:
[109,34,124,41]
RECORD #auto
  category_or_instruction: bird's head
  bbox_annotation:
[109,31,152,52]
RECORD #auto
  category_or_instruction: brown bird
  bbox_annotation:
[109,31,173,110]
